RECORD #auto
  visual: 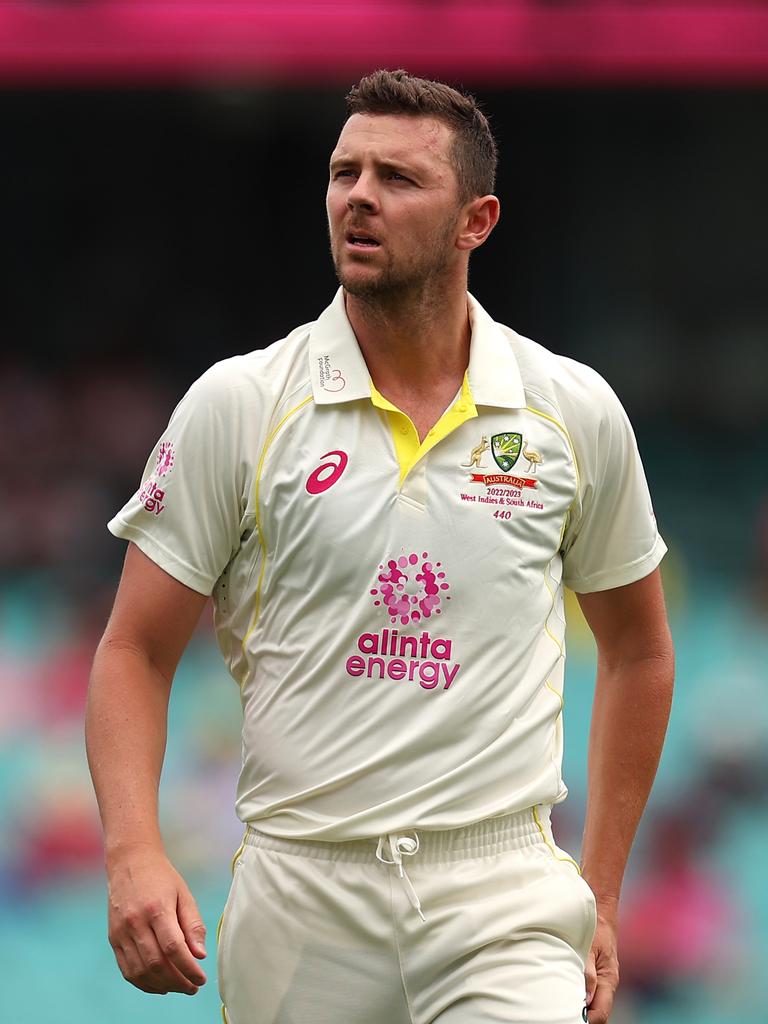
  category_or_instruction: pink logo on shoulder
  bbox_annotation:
[371,552,450,625]
[138,479,166,516]
[155,441,175,476]
[137,440,175,515]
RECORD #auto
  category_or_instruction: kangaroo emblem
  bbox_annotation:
[523,446,543,474]
[462,436,489,469]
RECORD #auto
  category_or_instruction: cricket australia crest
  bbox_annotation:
[491,433,522,473]
[461,431,540,498]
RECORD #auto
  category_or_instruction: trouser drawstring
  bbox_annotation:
[376,831,426,922]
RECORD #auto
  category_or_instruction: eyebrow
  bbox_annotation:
[329,153,426,177]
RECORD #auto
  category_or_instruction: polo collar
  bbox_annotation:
[309,289,372,404]
[465,292,527,409]
[308,287,526,409]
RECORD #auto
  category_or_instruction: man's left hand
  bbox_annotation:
[585,898,620,1024]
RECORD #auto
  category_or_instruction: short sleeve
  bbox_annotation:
[108,364,249,595]
[560,369,666,594]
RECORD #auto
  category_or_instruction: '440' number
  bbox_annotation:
[493,509,512,520]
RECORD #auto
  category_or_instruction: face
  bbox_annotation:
[326,113,465,300]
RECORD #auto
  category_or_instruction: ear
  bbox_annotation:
[456,195,501,252]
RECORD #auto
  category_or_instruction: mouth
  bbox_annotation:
[345,230,381,251]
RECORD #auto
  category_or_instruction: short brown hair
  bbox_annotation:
[345,69,498,203]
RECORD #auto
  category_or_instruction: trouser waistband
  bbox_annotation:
[244,805,551,863]
[244,806,554,925]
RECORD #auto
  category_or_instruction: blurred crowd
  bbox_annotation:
[0,358,174,596]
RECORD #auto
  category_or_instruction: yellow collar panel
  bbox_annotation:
[370,374,478,486]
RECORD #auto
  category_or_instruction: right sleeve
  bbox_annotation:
[108,363,251,595]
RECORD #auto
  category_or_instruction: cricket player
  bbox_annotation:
[86,69,674,1024]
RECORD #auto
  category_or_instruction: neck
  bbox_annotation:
[344,278,471,398]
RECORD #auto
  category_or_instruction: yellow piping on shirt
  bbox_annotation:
[530,408,574,711]
[526,405,578,675]
[542,556,565,659]
[544,679,563,712]
[532,804,582,874]
[526,404,580,545]
[525,404,580,497]
[241,395,314,667]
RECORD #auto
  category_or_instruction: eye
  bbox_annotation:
[333,168,355,179]
[389,171,409,182]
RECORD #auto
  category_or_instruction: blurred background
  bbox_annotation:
[1,2,767,1022]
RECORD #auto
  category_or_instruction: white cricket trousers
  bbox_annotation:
[217,805,597,1024]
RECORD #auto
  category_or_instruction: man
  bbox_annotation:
[86,69,674,1024]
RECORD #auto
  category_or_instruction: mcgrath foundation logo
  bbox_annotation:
[371,552,450,625]
[317,354,345,392]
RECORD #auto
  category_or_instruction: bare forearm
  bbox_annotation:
[86,548,211,996]
[580,650,674,907]
[85,639,172,855]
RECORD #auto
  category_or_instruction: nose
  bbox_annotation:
[346,172,379,213]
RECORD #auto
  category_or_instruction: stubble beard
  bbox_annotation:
[330,215,460,313]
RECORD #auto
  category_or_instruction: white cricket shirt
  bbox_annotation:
[109,289,666,840]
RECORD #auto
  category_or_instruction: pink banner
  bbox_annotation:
[1,2,768,84]
[470,474,537,489]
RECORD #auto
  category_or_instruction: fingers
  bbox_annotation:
[110,905,206,995]
[585,949,619,1024]
[150,901,208,987]
[136,916,204,994]
[585,950,597,1005]
[113,937,172,995]
[177,886,208,960]
[586,976,616,1024]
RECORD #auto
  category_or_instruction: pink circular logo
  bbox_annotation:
[370,552,451,625]
[155,441,175,476]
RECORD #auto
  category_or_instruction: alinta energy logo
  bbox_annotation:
[138,439,175,516]
[345,552,460,691]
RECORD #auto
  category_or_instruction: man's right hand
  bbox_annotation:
[106,842,208,995]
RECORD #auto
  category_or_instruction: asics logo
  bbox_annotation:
[306,450,348,494]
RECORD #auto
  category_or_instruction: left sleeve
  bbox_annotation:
[560,367,667,594]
